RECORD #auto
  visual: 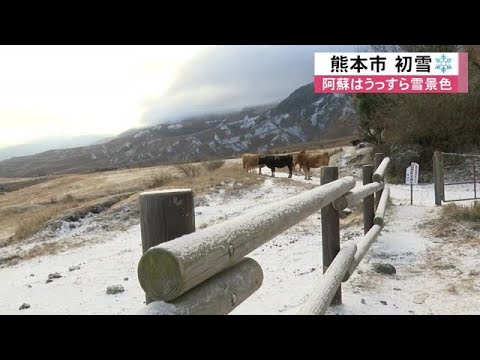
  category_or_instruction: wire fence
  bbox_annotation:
[441,152,479,202]
[388,183,434,206]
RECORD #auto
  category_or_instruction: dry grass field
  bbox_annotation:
[0,159,269,248]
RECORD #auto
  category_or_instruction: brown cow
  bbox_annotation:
[241,153,265,174]
[292,151,305,173]
[296,150,330,180]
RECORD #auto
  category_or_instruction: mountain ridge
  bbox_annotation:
[0,83,359,177]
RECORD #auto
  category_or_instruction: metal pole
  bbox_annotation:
[433,151,442,206]
[411,181,413,205]
[473,156,477,199]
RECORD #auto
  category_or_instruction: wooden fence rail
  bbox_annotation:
[333,181,384,211]
[298,243,357,315]
[344,224,383,281]
[137,257,263,315]
[374,187,390,226]
[372,157,391,182]
[136,153,391,315]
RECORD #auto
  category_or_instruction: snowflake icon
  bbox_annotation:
[435,54,453,73]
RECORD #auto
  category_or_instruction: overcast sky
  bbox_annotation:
[0,45,356,148]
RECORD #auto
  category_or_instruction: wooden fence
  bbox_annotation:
[136,153,391,315]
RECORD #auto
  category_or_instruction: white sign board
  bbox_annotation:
[405,162,419,185]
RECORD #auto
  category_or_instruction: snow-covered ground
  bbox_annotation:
[1,161,479,315]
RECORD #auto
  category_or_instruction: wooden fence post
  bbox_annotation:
[321,166,341,306]
[363,165,375,234]
[374,153,385,208]
[139,189,195,304]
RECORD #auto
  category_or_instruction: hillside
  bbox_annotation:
[0,83,359,178]
[0,135,110,162]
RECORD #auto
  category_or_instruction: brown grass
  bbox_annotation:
[176,164,201,178]
[428,201,480,239]
[446,284,458,294]
[0,160,267,247]
[23,241,84,261]
[163,165,264,196]
[340,206,364,228]
[149,173,174,189]
[0,165,180,245]
[442,201,480,223]
[202,160,225,171]
[0,240,86,267]
[11,203,77,244]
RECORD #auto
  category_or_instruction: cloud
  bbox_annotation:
[139,45,356,125]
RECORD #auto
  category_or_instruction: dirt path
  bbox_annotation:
[327,203,480,314]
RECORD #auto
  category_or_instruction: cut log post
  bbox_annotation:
[373,186,390,226]
[299,242,357,315]
[139,189,195,304]
[321,166,341,305]
[372,157,390,183]
[137,257,263,315]
[343,224,383,281]
[374,153,385,208]
[138,176,356,301]
[332,181,384,211]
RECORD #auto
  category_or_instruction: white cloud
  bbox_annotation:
[0,45,211,147]
[0,45,357,148]
[140,45,357,125]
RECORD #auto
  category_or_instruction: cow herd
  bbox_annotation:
[242,150,330,180]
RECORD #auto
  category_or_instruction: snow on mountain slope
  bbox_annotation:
[0,83,358,177]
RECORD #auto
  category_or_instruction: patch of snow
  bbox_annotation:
[55,213,98,238]
[133,130,151,139]
[254,121,277,136]
[220,124,231,135]
[168,124,183,130]
[227,141,249,152]
[240,115,258,129]
[220,136,240,145]
[286,126,305,141]
[190,138,203,147]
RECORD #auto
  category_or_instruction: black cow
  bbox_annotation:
[258,155,293,178]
